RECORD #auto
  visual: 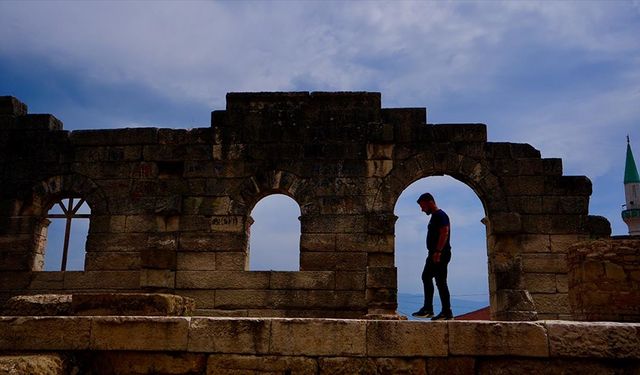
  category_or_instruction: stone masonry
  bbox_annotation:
[0,92,609,320]
[568,237,640,322]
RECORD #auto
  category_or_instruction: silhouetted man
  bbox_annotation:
[412,192,453,320]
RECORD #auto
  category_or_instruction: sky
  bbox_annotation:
[2,1,640,309]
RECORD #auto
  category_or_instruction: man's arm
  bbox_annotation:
[433,225,449,263]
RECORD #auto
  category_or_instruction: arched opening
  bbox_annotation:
[394,175,489,319]
[248,194,301,271]
[42,197,91,271]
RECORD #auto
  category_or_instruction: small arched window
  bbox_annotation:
[43,197,91,271]
[249,194,301,271]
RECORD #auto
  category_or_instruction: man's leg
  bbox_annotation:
[432,254,453,320]
[422,259,435,311]
[412,259,435,317]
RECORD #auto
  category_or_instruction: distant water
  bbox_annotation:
[397,292,489,320]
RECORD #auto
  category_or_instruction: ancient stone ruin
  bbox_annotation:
[1,92,639,374]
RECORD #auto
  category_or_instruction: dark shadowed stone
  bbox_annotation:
[2,294,72,316]
[71,293,195,316]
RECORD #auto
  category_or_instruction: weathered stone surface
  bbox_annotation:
[0,354,65,375]
[207,354,317,375]
[476,358,638,375]
[367,320,447,357]
[71,293,195,316]
[188,318,270,354]
[270,318,366,356]
[426,357,475,375]
[83,352,206,375]
[449,321,549,357]
[269,271,335,290]
[139,269,176,288]
[89,316,189,350]
[546,321,640,359]
[0,316,91,350]
[2,294,71,316]
[63,271,140,290]
[176,271,269,289]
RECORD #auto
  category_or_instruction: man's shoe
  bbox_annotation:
[411,307,434,318]
[431,310,454,320]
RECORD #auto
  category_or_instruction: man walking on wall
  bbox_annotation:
[412,193,454,320]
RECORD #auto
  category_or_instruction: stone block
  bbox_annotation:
[210,215,246,232]
[269,271,335,290]
[300,252,367,271]
[522,253,567,273]
[207,354,317,375]
[335,233,394,253]
[367,320,447,356]
[90,316,189,350]
[28,272,65,290]
[124,215,155,232]
[490,212,522,234]
[546,321,640,358]
[367,253,395,267]
[300,233,336,252]
[71,293,194,316]
[141,247,176,269]
[215,290,271,309]
[449,321,549,357]
[524,273,557,293]
[188,317,270,353]
[318,357,378,375]
[63,271,139,289]
[531,293,570,314]
[427,357,476,375]
[85,233,148,252]
[366,160,393,177]
[179,232,246,252]
[2,294,71,316]
[177,251,217,271]
[335,271,366,290]
[367,143,394,159]
[270,318,366,356]
[0,354,65,375]
[85,352,206,375]
[176,290,216,309]
[85,251,140,270]
[176,271,269,289]
[366,267,397,289]
[216,252,247,270]
[15,114,63,131]
[300,214,366,234]
[475,358,633,375]
[0,96,28,115]
[0,316,91,350]
[69,127,158,146]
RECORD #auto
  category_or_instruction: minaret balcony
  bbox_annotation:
[622,208,640,219]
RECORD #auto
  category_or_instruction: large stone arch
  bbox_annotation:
[371,150,538,320]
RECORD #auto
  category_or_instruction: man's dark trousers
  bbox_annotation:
[422,252,451,312]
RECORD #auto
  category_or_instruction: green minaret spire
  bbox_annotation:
[625,135,640,184]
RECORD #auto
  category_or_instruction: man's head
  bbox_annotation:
[417,192,437,215]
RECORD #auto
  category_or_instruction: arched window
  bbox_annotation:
[249,194,301,271]
[43,197,91,271]
[394,176,489,319]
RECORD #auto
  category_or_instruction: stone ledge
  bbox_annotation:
[1,317,639,360]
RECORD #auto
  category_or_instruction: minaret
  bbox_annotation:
[622,135,640,235]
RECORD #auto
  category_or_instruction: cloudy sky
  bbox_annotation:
[2,1,640,309]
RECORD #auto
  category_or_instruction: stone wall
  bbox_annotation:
[568,237,640,322]
[0,92,604,319]
[0,317,639,374]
